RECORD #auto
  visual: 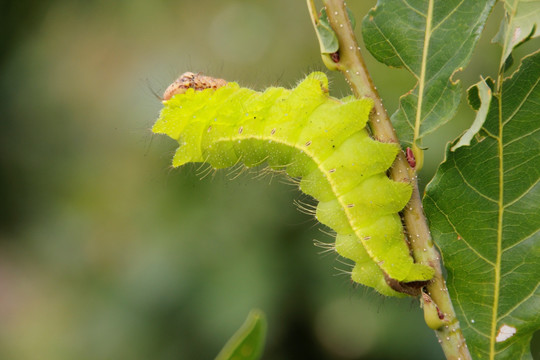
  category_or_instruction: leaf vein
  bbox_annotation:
[502,229,540,252]
[503,177,540,207]
[430,0,465,33]
[400,0,425,18]
[455,167,498,203]
[503,127,540,147]
[502,76,540,126]
[497,282,540,320]
[371,22,418,78]
[424,193,495,266]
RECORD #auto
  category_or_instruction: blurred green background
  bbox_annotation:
[1,1,536,359]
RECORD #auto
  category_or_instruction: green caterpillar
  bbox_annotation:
[153,72,434,297]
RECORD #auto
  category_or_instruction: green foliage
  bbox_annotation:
[314,8,340,54]
[313,7,356,54]
[363,1,540,358]
[362,0,495,149]
[153,72,434,296]
[424,50,540,360]
[493,0,540,68]
[216,310,267,360]
[450,79,492,151]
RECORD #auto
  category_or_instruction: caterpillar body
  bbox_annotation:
[153,72,434,297]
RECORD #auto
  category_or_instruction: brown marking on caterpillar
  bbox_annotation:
[305,140,312,147]
[330,51,340,63]
[406,147,416,168]
[162,72,228,101]
[270,128,276,135]
[328,168,336,173]
[385,273,429,296]
[207,126,212,132]
[346,203,355,208]
[238,126,243,134]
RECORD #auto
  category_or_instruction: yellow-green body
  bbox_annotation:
[153,72,434,296]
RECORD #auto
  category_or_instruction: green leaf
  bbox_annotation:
[424,51,540,360]
[215,309,267,360]
[314,7,356,55]
[450,78,492,151]
[362,0,495,147]
[493,0,540,68]
[315,8,339,54]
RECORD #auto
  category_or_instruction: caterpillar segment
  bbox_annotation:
[154,72,434,297]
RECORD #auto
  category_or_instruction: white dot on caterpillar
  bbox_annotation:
[238,126,243,134]
[271,128,276,135]
[339,24,343,28]
[334,11,338,14]
[305,141,312,147]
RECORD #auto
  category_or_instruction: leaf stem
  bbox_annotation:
[318,1,471,359]
[306,0,320,27]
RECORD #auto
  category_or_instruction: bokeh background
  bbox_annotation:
[1,1,538,359]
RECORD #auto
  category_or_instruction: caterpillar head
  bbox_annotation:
[163,72,228,101]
